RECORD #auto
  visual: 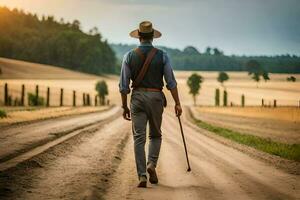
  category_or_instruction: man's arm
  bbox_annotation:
[119,52,131,121]
[163,52,182,116]
[121,93,131,120]
[170,87,182,116]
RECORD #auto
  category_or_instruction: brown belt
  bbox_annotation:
[133,87,162,92]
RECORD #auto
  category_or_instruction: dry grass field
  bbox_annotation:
[1,57,300,107]
[170,71,300,106]
[0,57,98,79]
[191,106,300,144]
[0,57,119,106]
[197,106,300,123]
[0,106,109,126]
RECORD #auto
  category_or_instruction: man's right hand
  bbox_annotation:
[122,106,131,121]
[175,104,182,117]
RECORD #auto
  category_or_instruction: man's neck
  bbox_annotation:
[139,41,153,47]
[140,39,152,44]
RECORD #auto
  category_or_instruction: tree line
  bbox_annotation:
[0,7,118,75]
[111,44,300,74]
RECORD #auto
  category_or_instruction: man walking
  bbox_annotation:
[119,21,182,188]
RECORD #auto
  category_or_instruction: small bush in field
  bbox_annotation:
[0,109,7,118]
[95,81,109,105]
[28,93,44,106]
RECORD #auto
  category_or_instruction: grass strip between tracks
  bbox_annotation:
[193,119,300,162]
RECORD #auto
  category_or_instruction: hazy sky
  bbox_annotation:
[0,0,299,56]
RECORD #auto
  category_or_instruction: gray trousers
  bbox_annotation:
[130,90,164,177]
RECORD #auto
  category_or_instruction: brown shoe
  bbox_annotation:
[147,163,158,184]
[137,175,147,188]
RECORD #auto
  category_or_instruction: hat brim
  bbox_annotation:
[129,29,162,39]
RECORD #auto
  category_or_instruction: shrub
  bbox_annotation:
[0,109,7,118]
[28,92,44,106]
[95,81,109,105]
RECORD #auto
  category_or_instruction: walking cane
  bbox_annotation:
[177,116,191,172]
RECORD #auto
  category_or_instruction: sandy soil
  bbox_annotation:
[0,108,299,199]
[104,109,299,200]
[0,114,131,200]
[0,106,119,163]
[191,107,300,144]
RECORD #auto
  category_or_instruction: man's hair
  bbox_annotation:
[138,31,154,41]
[140,35,153,41]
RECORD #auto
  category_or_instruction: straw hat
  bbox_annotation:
[130,21,162,39]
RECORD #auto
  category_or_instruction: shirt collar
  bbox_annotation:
[139,42,153,47]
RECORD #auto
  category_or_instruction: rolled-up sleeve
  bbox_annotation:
[163,51,177,90]
[119,52,131,94]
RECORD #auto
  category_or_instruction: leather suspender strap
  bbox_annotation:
[132,47,158,88]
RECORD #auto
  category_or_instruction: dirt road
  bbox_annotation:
[0,107,299,200]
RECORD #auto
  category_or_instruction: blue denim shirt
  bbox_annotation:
[119,42,177,94]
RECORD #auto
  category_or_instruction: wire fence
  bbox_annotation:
[0,83,103,107]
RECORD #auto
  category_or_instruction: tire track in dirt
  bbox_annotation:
[0,116,131,200]
[0,106,119,165]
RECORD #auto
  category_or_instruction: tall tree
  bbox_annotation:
[217,71,229,87]
[262,71,270,82]
[213,48,223,56]
[187,73,203,105]
[287,76,296,82]
[205,47,211,55]
[95,81,108,105]
[246,60,269,87]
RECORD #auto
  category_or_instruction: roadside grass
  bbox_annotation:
[194,119,300,162]
[0,109,7,118]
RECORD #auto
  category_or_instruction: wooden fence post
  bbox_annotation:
[21,84,25,106]
[35,85,39,106]
[87,94,90,106]
[94,95,98,106]
[46,87,50,107]
[273,99,277,108]
[215,88,220,106]
[241,94,245,107]
[60,88,64,106]
[73,90,76,107]
[83,93,86,106]
[4,83,8,106]
[223,90,227,107]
